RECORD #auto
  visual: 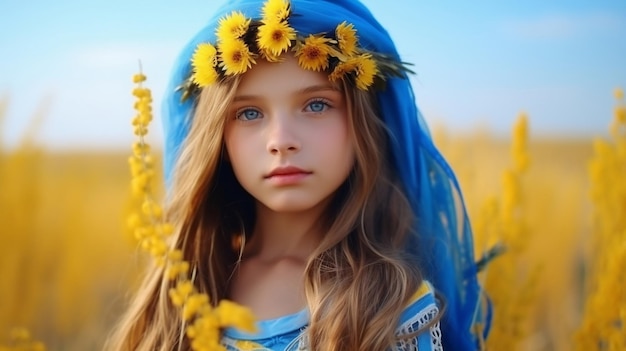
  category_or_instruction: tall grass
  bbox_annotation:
[0,96,139,350]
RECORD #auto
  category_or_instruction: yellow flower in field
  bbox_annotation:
[501,171,517,205]
[160,223,174,236]
[217,300,257,332]
[257,19,296,56]
[183,293,209,320]
[191,43,219,87]
[187,315,221,349]
[132,73,146,83]
[353,54,378,90]
[336,21,358,56]
[615,87,624,100]
[132,87,149,98]
[616,106,626,123]
[142,199,163,218]
[295,35,332,71]
[220,39,256,75]
[262,0,290,22]
[166,260,190,280]
[216,11,250,42]
[169,281,194,306]
[512,113,530,172]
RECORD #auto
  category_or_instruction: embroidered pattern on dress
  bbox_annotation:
[221,303,442,351]
[284,329,308,351]
[395,303,443,351]
[222,336,272,350]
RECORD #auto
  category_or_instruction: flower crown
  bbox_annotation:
[177,0,413,101]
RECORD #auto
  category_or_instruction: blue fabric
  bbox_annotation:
[161,0,490,349]
[222,284,439,350]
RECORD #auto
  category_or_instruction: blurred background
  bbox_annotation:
[1,0,625,350]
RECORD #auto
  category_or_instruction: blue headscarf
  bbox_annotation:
[162,0,490,349]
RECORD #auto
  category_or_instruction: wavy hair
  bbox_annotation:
[105,72,438,349]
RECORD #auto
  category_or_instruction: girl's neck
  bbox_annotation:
[246,203,326,262]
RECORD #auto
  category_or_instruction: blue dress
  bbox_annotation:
[222,281,443,350]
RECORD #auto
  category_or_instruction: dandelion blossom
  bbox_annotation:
[295,35,332,71]
[191,43,219,86]
[220,39,256,75]
[336,21,358,56]
[257,20,296,56]
[353,54,378,90]
[262,0,290,22]
[329,60,358,83]
[216,11,250,42]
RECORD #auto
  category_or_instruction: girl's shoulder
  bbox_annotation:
[396,280,443,351]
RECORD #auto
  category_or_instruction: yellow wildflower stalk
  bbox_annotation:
[129,68,255,350]
[478,113,538,350]
[575,88,626,350]
[0,328,45,351]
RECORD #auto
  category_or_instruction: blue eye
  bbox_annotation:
[305,99,330,113]
[236,108,262,121]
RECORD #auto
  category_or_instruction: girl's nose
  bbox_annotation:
[266,114,301,155]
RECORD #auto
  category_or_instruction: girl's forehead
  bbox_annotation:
[235,54,337,97]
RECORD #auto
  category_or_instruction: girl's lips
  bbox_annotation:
[265,166,312,185]
[265,166,311,178]
[266,172,311,185]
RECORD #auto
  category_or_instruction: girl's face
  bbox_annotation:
[224,54,355,214]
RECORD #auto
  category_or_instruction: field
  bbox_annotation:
[0,95,624,350]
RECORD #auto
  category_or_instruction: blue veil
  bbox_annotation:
[161,0,490,349]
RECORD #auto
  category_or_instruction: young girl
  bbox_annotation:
[109,0,490,349]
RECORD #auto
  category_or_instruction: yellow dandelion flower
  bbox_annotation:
[336,21,358,56]
[262,0,291,22]
[191,43,219,86]
[216,11,250,42]
[353,54,378,90]
[260,48,283,63]
[219,39,256,75]
[295,35,332,71]
[257,19,296,56]
[614,87,624,100]
[329,59,358,82]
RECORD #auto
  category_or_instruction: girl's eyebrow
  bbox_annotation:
[233,84,340,102]
[296,83,341,95]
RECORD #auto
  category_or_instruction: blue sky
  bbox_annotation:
[1,0,625,150]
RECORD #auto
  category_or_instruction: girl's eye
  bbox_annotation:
[305,99,330,113]
[236,108,262,121]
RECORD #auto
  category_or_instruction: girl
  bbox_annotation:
[109,0,490,349]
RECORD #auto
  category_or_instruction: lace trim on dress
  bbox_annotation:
[395,303,443,351]
[222,303,442,351]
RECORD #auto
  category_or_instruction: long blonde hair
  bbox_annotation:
[106,77,425,350]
